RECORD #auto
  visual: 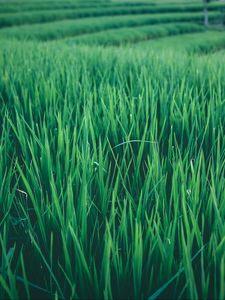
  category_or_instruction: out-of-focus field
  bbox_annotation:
[0,0,225,299]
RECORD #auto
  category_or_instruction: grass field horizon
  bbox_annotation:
[0,0,225,299]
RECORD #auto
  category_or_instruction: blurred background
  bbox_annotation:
[0,0,225,52]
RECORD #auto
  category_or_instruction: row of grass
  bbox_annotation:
[65,23,205,46]
[0,11,222,41]
[0,41,225,300]
[0,2,224,28]
[0,0,156,13]
[0,0,201,13]
[136,30,225,53]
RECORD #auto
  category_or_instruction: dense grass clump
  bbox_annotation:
[0,41,225,300]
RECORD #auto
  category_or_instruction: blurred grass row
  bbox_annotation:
[0,12,223,41]
[0,2,224,28]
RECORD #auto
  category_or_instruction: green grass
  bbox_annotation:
[0,2,224,28]
[136,30,225,53]
[0,1,156,14]
[64,23,205,46]
[0,0,201,13]
[0,0,225,299]
[0,40,225,300]
[0,11,222,41]
[0,0,158,13]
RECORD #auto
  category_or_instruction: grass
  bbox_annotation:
[136,30,225,53]
[0,0,225,299]
[0,40,225,300]
[0,0,202,13]
[0,2,224,28]
[65,23,205,46]
[0,11,222,41]
[0,1,152,14]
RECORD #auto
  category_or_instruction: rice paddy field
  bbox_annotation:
[0,0,225,299]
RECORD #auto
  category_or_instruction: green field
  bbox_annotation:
[0,0,225,299]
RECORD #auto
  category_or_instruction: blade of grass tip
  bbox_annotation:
[148,245,206,300]
[113,139,157,149]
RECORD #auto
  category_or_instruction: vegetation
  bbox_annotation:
[0,2,224,28]
[0,0,225,300]
[0,12,222,41]
[137,30,225,53]
[66,23,205,45]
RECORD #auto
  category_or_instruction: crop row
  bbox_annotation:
[67,23,205,46]
[0,12,222,41]
[0,2,224,28]
[136,30,225,53]
[0,0,203,13]
[0,0,156,13]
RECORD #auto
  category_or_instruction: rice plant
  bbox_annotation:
[0,0,225,299]
[63,23,204,46]
[0,41,224,299]
[0,11,222,41]
[0,2,224,28]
